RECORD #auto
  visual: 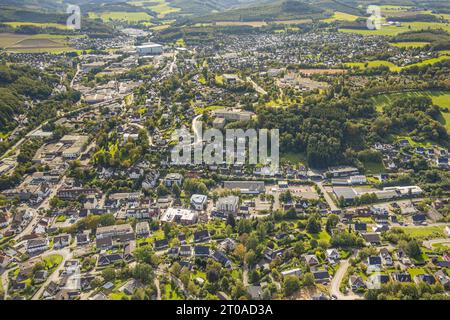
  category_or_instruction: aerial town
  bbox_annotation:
[0,0,449,302]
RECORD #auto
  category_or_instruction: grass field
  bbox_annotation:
[215,21,267,27]
[345,60,401,72]
[346,53,450,73]
[323,11,360,23]
[0,33,81,53]
[4,22,69,30]
[390,42,430,48]
[340,22,450,37]
[88,11,153,22]
[131,0,180,18]
[401,226,446,240]
[370,90,450,131]
[280,151,307,166]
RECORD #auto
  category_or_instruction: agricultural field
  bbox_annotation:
[0,33,79,53]
[370,90,450,131]
[215,21,268,27]
[130,0,180,18]
[3,22,69,30]
[323,11,360,23]
[390,42,430,48]
[340,22,450,37]
[345,53,450,73]
[88,11,153,22]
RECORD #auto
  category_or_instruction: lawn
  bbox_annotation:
[88,11,153,22]
[401,226,445,240]
[309,230,331,242]
[280,151,307,166]
[110,291,128,300]
[43,254,63,270]
[164,283,182,300]
[362,160,386,174]
[407,267,426,278]
[323,11,360,23]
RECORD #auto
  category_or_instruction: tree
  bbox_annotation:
[132,263,154,284]
[226,213,236,229]
[306,214,321,234]
[283,275,301,296]
[234,244,247,262]
[404,239,422,260]
[303,272,315,287]
[102,267,116,282]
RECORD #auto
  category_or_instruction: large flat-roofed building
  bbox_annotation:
[161,207,198,225]
[333,187,358,202]
[136,43,163,56]
[60,135,89,160]
[223,181,265,194]
[327,166,359,178]
[213,108,255,122]
[96,224,134,239]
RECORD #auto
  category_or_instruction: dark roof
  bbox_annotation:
[194,245,210,256]
[415,274,435,285]
[154,239,169,249]
[194,230,210,242]
[393,272,412,282]
[412,214,426,222]
[212,250,231,267]
[354,223,367,231]
[362,233,381,243]
[312,270,330,280]
[368,256,382,265]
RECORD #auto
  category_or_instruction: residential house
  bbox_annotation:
[281,268,302,278]
[194,230,211,243]
[326,249,340,262]
[97,253,123,267]
[367,256,382,272]
[312,270,330,283]
[349,275,366,291]
[135,221,150,238]
[434,270,450,290]
[304,254,320,266]
[194,245,210,257]
[53,234,71,249]
[154,239,169,250]
[27,237,49,254]
[212,250,232,268]
[414,274,436,285]
[379,248,393,266]
[392,272,412,283]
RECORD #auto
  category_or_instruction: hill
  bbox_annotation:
[191,0,327,23]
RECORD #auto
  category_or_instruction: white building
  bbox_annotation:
[190,194,208,211]
[216,196,239,215]
[136,43,163,56]
[161,207,198,225]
